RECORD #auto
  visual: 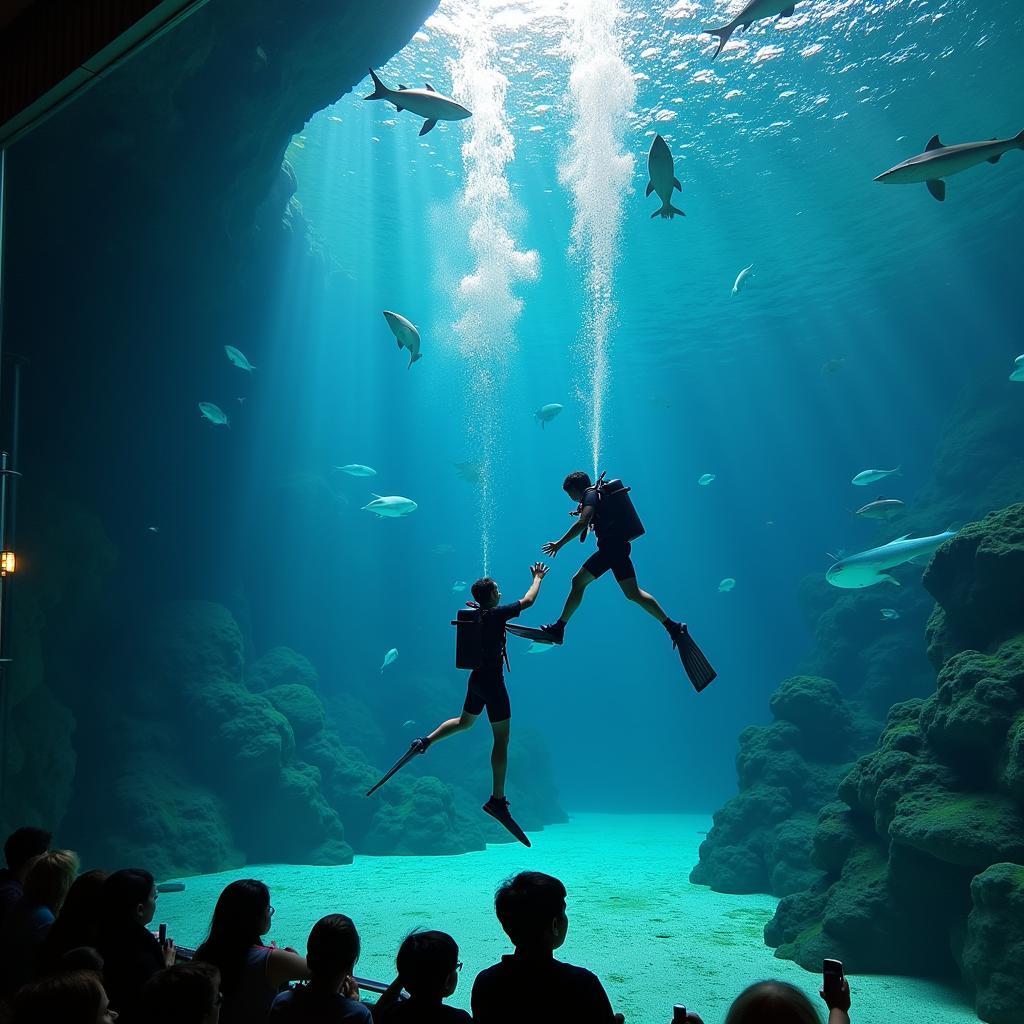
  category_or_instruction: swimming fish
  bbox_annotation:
[382,310,422,367]
[880,608,901,621]
[645,135,685,220]
[535,403,564,429]
[452,581,468,593]
[224,345,255,372]
[718,578,736,592]
[454,461,483,484]
[732,264,754,296]
[854,496,905,520]
[402,719,416,728]
[825,529,957,589]
[704,0,803,60]
[874,131,1024,202]
[198,402,229,427]
[852,467,901,486]
[335,464,378,477]
[362,494,418,518]
[821,358,846,376]
[525,641,555,654]
[1010,357,1024,382]
[147,526,160,534]
[698,473,716,486]
[363,69,471,136]
[380,648,398,673]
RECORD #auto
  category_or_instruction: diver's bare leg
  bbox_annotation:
[557,568,597,623]
[489,718,510,799]
[618,576,670,621]
[428,710,478,745]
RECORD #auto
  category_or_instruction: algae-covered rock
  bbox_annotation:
[248,646,320,693]
[963,862,1024,1024]
[263,683,326,742]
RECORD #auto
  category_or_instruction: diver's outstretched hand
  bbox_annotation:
[530,561,550,579]
[541,540,560,557]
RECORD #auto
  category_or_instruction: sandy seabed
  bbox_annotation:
[159,813,977,1023]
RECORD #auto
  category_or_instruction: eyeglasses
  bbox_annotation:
[269,906,275,916]
[456,961,463,972]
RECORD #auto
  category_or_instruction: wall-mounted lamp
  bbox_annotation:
[0,551,15,575]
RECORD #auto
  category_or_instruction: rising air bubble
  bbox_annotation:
[560,0,636,474]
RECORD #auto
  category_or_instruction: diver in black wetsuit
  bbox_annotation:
[368,563,549,846]
[538,471,716,690]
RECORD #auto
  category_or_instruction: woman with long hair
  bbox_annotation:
[9,968,117,1024]
[194,879,308,1024]
[37,869,109,974]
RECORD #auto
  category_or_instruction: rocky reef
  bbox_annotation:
[764,505,1024,1023]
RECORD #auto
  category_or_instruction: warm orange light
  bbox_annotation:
[1,551,15,575]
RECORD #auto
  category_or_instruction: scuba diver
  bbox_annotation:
[536,471,716,691]
[366,562,550,847]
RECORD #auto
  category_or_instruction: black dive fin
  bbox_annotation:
[506,623,557,644]
[926,134,944,151]
[673,176,682,191]
[675,626,717,693]
[483,801,531,847]
[926,179,946,202]
[366,741,424,797]
[645,181,655,196]
[420,118,438,136]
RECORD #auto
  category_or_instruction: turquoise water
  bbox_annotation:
[159,815,976,1023]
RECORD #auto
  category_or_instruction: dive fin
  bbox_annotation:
[926,179,946,202]
[482,798,531,847]
[673,176,682,191]
[926,134,944,151]
[673,625,717,693]
[705,23,735,59]
[366,740,427,797]
[780,5,795,16]
[424,82,437,91]
[364,68,389,101]
[506,623,558,644]
[646,181,655,197]
[419,118,438,136]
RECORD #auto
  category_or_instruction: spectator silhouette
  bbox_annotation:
[269,913,369,1023]
[8,968,116,1024]
[195,879,308,1024]
[38,869,109,974]
[139,961,222,1024]
[725,979,852,1024]
[0,848,78,995]
[471,872,621,1024]
[0,828,51,926]
[377,929,471,1023]
[97,869,173,1023]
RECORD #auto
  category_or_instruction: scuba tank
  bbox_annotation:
[451,604,511,672]
[580,472,646,543]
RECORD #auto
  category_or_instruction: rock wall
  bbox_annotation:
[765,505,1024,1023]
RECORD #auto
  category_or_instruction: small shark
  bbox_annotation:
[645,135,685,219]
[535,403,564,429]
[880,608,901,621]
[382,310,422,367]
[224,345,255,372]
[362,494,418,518]
[364,69,471,136]
[852,467,901,486]
[335,464,378,477]
[704,0,802,60]
[380,648,398,673]
[198,402,229,427]
[875,131,1024,202]
[826,529,957,589]
[732,264,754,296]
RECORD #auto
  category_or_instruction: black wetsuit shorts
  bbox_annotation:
[583,541,636,582]
[464,669,511,723]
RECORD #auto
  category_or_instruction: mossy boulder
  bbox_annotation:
[963,862,1024,1024]
[247,646,319,693]
[263,683,326,742]
[770,676,851,752]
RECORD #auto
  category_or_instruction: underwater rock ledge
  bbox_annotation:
[763,504,1024,1024]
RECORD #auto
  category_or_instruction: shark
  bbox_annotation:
[704,0,803,60]
[645,134,685,219]
[382,310,422,367]
[875,131,1024,202]
[826,529,957,589]
[334,464,378,477]
[362,495,418,518]
[364,69,471,136]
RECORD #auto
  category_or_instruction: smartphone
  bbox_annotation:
[823,958,844,999]
[158,923,167,949]
[672,1006,687,1023]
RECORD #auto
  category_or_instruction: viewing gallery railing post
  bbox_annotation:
[0,144,8,808]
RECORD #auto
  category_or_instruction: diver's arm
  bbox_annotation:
[519,562,549,609]
[543,507,593,556]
